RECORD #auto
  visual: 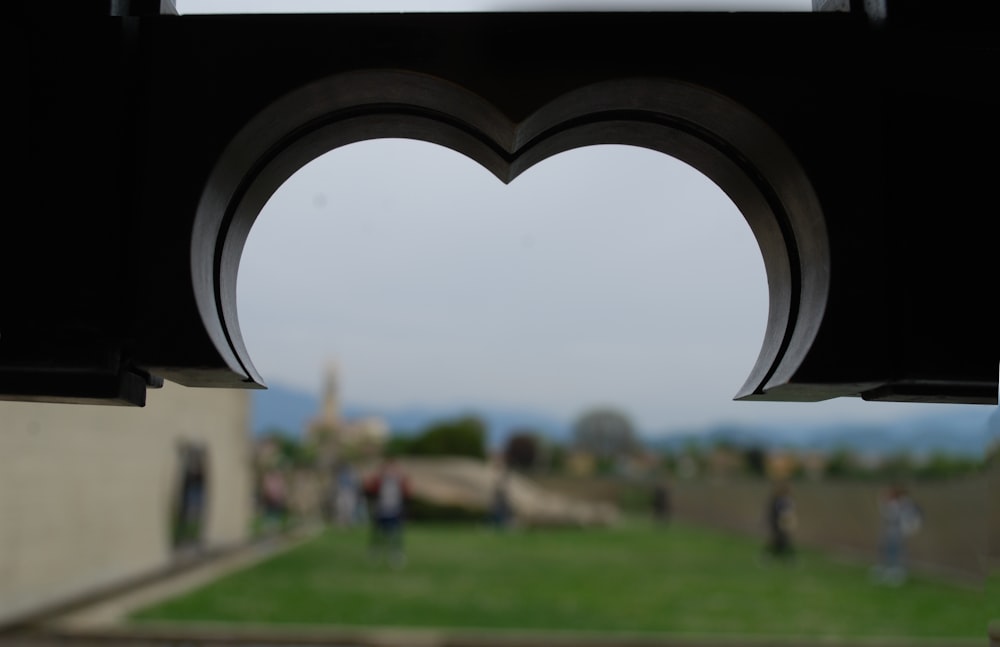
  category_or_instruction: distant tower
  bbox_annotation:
[307,359,389,462]
[320,360,341,427]
[308,360,342,454]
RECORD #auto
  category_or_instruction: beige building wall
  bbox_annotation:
[990,456,1000,567]
[0,382,253,626]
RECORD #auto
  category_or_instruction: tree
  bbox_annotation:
[658,450,678,474]
[259,427,316,468]
[913,452,982,480]
[824,447,861,479]
[572,408,639,460]
[406,415,487,459]
[504,430,541,471]
[547,443,567,473]
[383,434,415,457]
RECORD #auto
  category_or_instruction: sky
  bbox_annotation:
[179,0,997,436]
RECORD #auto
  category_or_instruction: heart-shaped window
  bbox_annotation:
[193,71,828,408]
[237,139,767,432]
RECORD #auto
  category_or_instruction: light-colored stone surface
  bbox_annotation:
[0,382,253,626]
[361,457,620,527]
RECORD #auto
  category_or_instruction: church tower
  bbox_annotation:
[308,360,342,452]
[307,359,389,462]
[320,359,340,428]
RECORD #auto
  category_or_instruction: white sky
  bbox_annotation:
[183,0,995,434]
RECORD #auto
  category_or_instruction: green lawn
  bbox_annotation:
[130,521,997,642]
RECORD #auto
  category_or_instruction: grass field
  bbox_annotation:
[130,520,996,642]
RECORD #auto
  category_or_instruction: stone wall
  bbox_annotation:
[537,474,993,581]
[669,477,990,580]
[0,382,253,626]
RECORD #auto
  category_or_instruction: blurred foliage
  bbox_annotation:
[820,447,984,482]
[383,434,414,457]
[823,448,862,479]
[572,408,639,459]
[547,443,567,472]
[649,442,985,483]
[259,427,317,468]
[911,452,984,480]
[504,429,542,472]
[393,415,487,459]
[594,455,618,475]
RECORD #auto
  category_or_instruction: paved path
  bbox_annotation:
[42,525,322,632]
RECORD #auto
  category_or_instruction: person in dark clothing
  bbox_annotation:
[491,470,513,530]
[362,456,411,567]
[764,480,796,559]
[651,477,671,524]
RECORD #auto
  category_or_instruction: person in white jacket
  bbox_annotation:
[874,482,922,585]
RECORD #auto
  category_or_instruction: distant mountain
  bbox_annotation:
[252,382,997,458]
[648,408,997,458]
[250,382,318,437]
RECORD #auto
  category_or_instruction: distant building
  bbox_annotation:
[306,361,388,464]
[764,449,829,480]
[765,450,799,480]
[798,451,828,480]
[705,445,743,479]
[564,450,597,477]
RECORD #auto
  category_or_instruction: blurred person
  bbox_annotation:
[764,480,796,560]
[363,455,411,567]
[651,476,672,524]
[261,469,289,529]
[491,469,514,530]
[174,455,206,547]
[333,461,361,527]
[872,482,922,585]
